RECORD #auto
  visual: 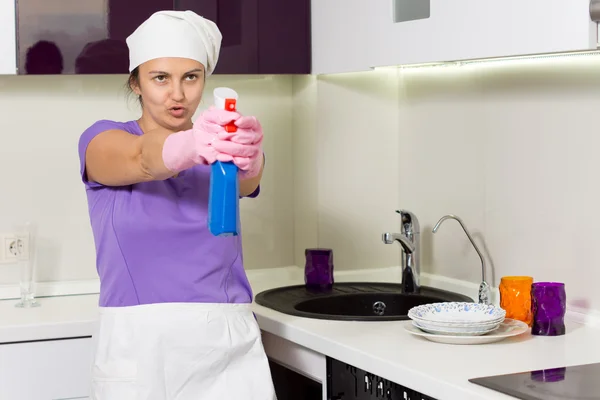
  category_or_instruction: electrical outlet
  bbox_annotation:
[0,234,19,264]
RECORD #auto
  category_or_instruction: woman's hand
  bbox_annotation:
[195,106,264,180]
[161,122,225,174]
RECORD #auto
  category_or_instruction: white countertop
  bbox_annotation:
[1,266,599,400]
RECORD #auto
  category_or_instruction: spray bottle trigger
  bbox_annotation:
[224,98,237,133]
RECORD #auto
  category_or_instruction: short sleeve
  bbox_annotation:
[245,185,260,198]
[78,120,126,188]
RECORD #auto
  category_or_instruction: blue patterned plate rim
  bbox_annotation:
[408,302,506,323]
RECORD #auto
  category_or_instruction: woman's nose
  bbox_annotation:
[171,83,185,101]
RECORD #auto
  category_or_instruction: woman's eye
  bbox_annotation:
[185,74,198,81]
[154,75,167,82]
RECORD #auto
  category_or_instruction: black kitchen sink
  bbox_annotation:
[254,282,473,321]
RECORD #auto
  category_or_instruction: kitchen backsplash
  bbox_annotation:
[304,55,600,313]
[0,74,295,285]
[2,54,600,313]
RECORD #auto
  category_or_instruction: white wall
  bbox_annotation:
[304,54,600,313]
[0,74,295,285]
[291,76,319,266]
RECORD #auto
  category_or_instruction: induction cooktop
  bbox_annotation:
[469,362,600,400]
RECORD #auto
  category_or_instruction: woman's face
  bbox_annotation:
[133,57,205,131]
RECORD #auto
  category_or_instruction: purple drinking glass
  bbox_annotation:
[530,367,566,382]
[304,248,334,291]
[531,282,566,336]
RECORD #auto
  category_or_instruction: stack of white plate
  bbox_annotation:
[407,302,506,336]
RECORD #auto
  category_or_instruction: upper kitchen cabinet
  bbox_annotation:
[256,0,311,74]
[10,0,311,75]
[174,0,259,74]
[0,0,17,75]
[311,0,599,74]
[108,0,174,43]
[174,0,311,74]
[15,0,167,74]
[311,0,377,74]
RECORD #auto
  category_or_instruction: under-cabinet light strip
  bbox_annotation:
[375,50,600,70]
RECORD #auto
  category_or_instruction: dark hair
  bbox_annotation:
[125,67,142,106]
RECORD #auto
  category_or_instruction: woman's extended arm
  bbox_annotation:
[85,127,176,186]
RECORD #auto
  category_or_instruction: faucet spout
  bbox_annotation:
[382,210,421,294]
[382,232,415,254]
[432,214,491,305]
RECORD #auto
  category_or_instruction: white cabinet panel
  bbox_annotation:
[0,337,93,400]
[0,0,17,75]
[261,331,326,383]
[261,331,327,400]
[311,0,376,74]
[311,0,598,74]
[371,0,597,67]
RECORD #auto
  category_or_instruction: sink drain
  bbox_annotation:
[372,301,386,316]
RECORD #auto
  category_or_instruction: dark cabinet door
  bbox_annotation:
[16,0,309,75]
[257,0,311,74]
[16,0,172,75]
[174,0,258,74]
[17,0,110,74]
[107,0,173,43]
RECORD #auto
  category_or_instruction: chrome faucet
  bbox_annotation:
[382,210,420,294]
[432,214,491,305]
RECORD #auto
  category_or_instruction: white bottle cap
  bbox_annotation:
[213,87,239,110]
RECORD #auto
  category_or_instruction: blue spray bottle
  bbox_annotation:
[208,87,240,236]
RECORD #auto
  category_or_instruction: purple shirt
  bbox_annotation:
[78,119,257,307]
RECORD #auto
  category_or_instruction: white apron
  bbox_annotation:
[89,302,277,400]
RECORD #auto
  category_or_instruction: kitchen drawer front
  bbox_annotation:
[0,337,93,400]
[261,330,326,383]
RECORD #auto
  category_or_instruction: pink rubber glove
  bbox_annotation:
[197,107,264,180]
[161,126,230,173]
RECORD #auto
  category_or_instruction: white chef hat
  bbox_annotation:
[126,10,222,75]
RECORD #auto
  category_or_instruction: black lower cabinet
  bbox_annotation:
[269,359,323,400]
[327,357,437,400]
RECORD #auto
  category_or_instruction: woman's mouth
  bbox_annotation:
[169,107,186,118]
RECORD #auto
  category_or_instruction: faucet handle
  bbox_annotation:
[395,210,420,234]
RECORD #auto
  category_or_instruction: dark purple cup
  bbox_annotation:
[531,282,566,336]
[304,248,334,290]
[530,367,566,382]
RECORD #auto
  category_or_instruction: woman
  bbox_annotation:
[78,10,275,399]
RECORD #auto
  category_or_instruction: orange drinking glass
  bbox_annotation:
[500,276,533,326]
